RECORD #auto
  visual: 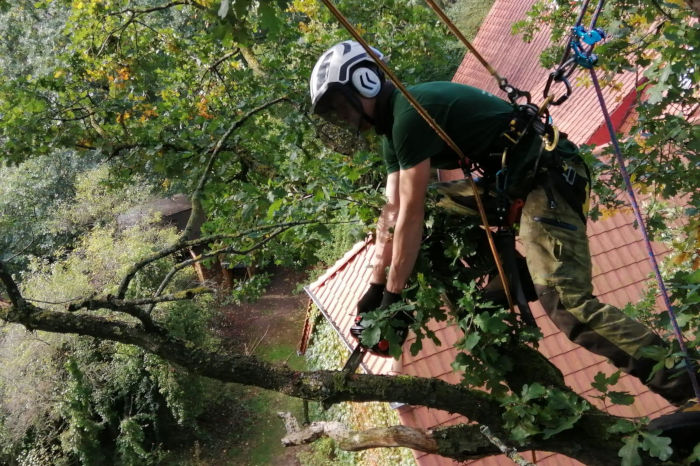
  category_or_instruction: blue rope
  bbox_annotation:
[589,69,700,400]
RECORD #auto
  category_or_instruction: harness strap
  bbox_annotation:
[537,155,591,224]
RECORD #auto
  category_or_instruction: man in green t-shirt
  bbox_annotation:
[309,40,694,406]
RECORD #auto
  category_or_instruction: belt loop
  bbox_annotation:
[563,166,576,185]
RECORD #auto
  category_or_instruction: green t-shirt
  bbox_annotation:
[382,82,535,175]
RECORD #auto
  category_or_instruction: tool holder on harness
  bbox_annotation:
[494,102,559,225]
[484,103,572,327]
[491,230,537,327]
[443,103,559,328]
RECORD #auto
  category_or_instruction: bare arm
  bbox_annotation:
[386,159,431,294]
[370,171,399,284]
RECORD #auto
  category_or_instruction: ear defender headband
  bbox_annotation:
[351,66,382,98]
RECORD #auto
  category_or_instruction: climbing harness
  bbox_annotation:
[425,0,573,330]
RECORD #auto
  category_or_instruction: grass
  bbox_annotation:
[223,388,306,465]
[221,341,309,465]
[170,342,308,466]
[256,342,306,371]
[447,0,497,41]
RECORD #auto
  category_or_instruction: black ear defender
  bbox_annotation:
[351,66,382,98]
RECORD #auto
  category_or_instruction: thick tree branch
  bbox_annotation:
[0,301,672,465]
[0,302,503,423]
[127,287,213,305]
[275,412,624,466]
[66,287,212,329]
[67,297,163,333]
[278,412,441,452]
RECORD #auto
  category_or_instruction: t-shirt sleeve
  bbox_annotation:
[391,107,445,170]
[382,137,400,173]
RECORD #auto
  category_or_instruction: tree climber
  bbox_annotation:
[309,40,696,407]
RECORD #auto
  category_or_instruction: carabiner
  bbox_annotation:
[543,69,573,106]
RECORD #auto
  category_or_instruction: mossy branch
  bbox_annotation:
[67,296,163,333]
[0,300,672,465]
[67,287,212,331]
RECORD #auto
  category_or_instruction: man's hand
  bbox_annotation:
[356,283,385,314]
[350,289,413,357]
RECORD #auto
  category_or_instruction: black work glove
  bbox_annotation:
[350,289,413,357]
[357,283,385,314]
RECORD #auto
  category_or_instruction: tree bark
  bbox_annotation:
[0,299,671,465]
[276,413,632,466]
[239,45,265,77]
[278,412,441,453]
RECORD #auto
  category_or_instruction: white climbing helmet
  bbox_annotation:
[309,40,385,115]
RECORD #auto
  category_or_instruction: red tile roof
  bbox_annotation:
[453,0,638,146]
[303,1,675,464]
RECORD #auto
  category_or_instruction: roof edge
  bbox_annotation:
[307,235,375,290]
[303,285,371,374]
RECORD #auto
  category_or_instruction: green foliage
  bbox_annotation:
[445,0,497,41]
[618,430,674,466]
[60,358,105,465]
[0,0,461,275]
[590,370,635,406]
[0,0,462,462]
[0,152,91,270]
[227,272,272,304]
[501,383,590,443]
[117,414,164,466]
[0,170,222,464]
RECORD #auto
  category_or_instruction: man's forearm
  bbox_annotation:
[371,205,396,284]
[385,204,424,294]
[384,160,431,294]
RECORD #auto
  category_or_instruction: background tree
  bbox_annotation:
[0,0,697,465]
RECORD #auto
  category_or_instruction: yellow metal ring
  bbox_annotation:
[544,126,559,152]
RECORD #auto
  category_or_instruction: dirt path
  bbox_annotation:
[208,267,312,466]
[214,268,310,355]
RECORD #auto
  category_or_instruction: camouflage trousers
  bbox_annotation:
[519,158,694,405]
